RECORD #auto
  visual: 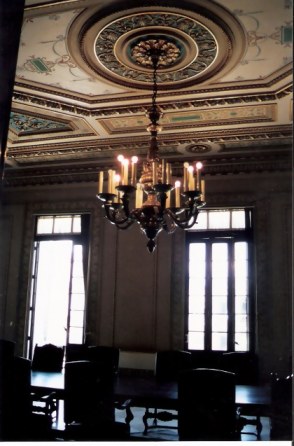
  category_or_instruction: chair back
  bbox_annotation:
[178,368,237,441]
[32,344,64,372]
[64,360,115,426]
[65,343,88,362]
[155,350,192,381]
[87,346,120,376]
[221,352,259,384]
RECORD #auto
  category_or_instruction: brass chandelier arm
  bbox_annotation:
[104,204,135,230]
[166,208,200,229]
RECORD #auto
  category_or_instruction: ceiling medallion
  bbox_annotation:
[94,13,219,88]
[69,3,246,90]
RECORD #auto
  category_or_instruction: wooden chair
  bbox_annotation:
[63,360,130,441]
[66,346,132,425]
[221,351,259,384]
[178,368,240,441]
[31,343,64,423]
[0,355,30,440]
[65,343,88,362]
[270,372,292,440]
[87,345,120,375]
[31,343,64,372]
[156,349,192,382]
[143,350,192,433]
[1,355,53,441]
[13,356,53,440]
[66,344,119,376]
[221,351,263,437]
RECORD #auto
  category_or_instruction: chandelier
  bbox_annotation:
[96,38,206,252]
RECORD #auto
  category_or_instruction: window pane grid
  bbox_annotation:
[187,210,252,352]
[190,209,248,230]
[36,215,82,235]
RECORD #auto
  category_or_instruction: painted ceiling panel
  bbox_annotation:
[17,9,126,95]
[3,0,292,184]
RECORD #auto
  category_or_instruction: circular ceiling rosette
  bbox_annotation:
[69,3,246,90]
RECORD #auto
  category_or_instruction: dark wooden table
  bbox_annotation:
[31,370,271,435]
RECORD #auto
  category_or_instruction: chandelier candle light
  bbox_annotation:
[97,38,206,252]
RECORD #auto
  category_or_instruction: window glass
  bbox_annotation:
[189,277,205,296]
[235,314,249,332]
[212,332,227,351]
[212,295,227,314]
[54,216,72,233]
[191,209,250,230]
[72,277,85,294]
[37,216,54,234]
[212,314,228,332]
[188,332,204,350]
[212,243,228,295]
[72,260,83,277]
[70,310,84,326]
[71,294,85,311]
[235,295,248,313]
[235,242,249,297]
[189,296,205,313]
[69,327,84,344]
[72,215,82,233]
[189,243,206,274]
[235,332,249,351]
[36,215,82,235]
[189,314,205,331]
[232,210,246,228]
[209,210,230,229]
[194,211,207,229]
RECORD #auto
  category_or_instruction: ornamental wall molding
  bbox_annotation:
[12,81,292,117]
[7,124,292,159]
[8,111,280,146]
[8,131,96,145]
[3,152,291,188]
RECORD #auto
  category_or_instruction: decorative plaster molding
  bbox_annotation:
[6,125,292,160]
[3,150,291,188]
[12,82,292,116]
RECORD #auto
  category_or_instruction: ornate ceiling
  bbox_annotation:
[4,0,293,186]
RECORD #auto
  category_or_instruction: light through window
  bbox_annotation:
[186,209,253,352]
[27,214,89,358]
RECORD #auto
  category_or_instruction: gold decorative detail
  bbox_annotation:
[131,38,181,68]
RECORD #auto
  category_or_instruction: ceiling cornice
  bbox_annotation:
[3,150,291,189]
[13,64,292,106]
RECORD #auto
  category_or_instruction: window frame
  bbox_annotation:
[185,208,255,353]
[26,213,90,359]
